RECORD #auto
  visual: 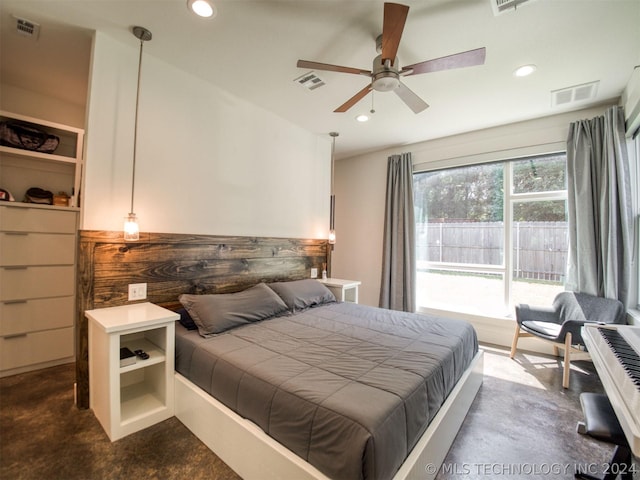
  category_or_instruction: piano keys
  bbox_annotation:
[582,324,640,457]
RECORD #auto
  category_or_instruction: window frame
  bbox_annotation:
[414,152,568,316]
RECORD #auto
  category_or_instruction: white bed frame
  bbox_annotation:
[175,349,483,480]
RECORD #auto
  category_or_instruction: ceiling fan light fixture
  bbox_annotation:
[372,54,400,92]
[355,114,370,122]
[188,0,216,18]
[514,64,537,77]
[372,75,400,92]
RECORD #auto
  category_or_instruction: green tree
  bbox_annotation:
[414,155,566,223]
[414,163,503,222]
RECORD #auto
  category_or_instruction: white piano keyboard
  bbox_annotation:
[583,324,640,457]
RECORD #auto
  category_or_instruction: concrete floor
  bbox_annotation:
[0,344,618,480]
[435,345,614,479]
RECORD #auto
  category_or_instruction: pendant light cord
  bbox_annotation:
[329,132,339,231]
[330,134,336,196]
[130,37,145,215]
[129,26,152,214]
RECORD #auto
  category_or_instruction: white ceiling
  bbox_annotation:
[1,0,639,159]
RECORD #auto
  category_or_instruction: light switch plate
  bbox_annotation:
[128,283,147,301]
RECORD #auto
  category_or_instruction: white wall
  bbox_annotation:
[82,32,330,240]
[0,83,85,128]
[331,104,622,349]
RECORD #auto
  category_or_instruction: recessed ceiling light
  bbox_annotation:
[514,64,537,77]
[355,114,369,122]
[187,0,216,18]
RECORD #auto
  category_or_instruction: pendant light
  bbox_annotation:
[328,132,339,245]
[124,26,152,241]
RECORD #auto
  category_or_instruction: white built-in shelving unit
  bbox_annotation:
[87,302,178,441]
[0,111,84,377]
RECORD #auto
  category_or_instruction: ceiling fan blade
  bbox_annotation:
[382,3,409,65]
[394,82,429,114]
[297,60,371,76]
[401,47,486,76]
[334,84,373,113]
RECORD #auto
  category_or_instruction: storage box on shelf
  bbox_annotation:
[0,205,78,376]
[87,303,178,441]
[0,110,83,209]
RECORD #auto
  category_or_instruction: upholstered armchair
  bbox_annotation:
[510,292,626,388]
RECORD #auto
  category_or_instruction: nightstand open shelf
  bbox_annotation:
[120,334,166,373]
[87,303,178,441]
[120,364,167,425]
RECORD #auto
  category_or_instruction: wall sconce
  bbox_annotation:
[124,26,152,242]
[328,132,339,245]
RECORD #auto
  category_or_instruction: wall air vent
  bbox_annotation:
[551,81,599,108]
[13,15,40,40]
[491,0,535,16]
[294,72,326,91]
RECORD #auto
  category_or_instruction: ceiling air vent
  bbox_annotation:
[294,72,326,91]
[491,0,535,15]
[551,81,599,108]
[13,15,40,40]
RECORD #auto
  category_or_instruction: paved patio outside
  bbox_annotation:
[417,270,564,317]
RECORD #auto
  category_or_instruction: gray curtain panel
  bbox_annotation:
[380,153,416,312]
[566,105,634,308]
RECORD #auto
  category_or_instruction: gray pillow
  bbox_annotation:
[267,279,336,312]
[179,283,289,336]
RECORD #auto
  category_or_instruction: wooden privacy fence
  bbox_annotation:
[416,221,568,282]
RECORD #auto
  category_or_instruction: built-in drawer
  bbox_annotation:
[0,296,74,336]
[0,232,75,266]
[0,326,74,371]
[0,265,74,301]
[0,205,77,233]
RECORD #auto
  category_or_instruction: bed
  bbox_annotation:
[173,279,483,480]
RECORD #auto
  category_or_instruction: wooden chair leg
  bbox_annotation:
[510,322,520,359]
[563,332,572,388]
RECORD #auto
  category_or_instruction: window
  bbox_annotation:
[414,153,567,317]
[633,134,640,310]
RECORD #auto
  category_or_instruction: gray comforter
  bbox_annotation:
[175,302,478,480]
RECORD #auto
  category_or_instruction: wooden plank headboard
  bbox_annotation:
[76,230,329,408]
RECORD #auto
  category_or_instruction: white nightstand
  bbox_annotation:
[86,302,178,441]
[318,278,361,303]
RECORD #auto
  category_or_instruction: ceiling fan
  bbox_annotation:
[296,2,486,114]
